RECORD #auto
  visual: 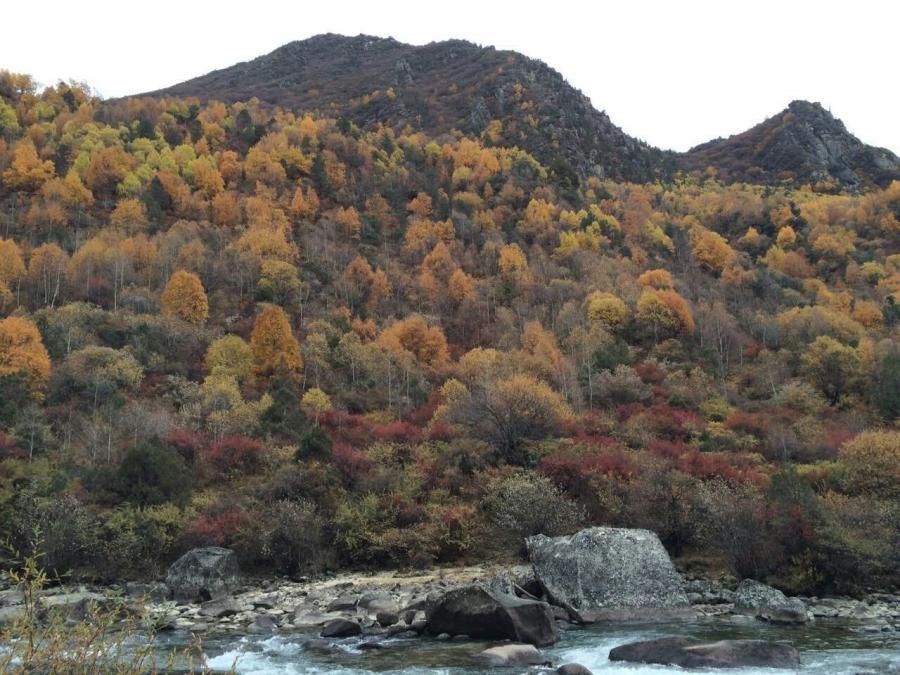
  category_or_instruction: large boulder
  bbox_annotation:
[426,585,559,646]
[526,527,692,622]
[608,636,800,669]
[165,547,240,602]
[734,579,807,624]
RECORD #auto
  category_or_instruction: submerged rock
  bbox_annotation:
[165,547,240,602]
[556,665,594,675]
[526,527,693,622]
[426,584,559,646]
[734,579,808,624]
[476,643,550,666]
[608,636,801,669]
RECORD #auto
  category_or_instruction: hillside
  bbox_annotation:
[143,34,673,183]
[142,35,899,189]
[680,100,900,188]
[0,68,898,595]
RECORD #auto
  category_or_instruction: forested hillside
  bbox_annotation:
[0,70,898,595]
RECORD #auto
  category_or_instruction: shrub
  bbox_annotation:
[296,425,332,461]
[100,504,186,579]
[207,435,267,476]
[115,440,193,506]
[838,430,900,499]
[482,472,584,552]
[243,499,326,575]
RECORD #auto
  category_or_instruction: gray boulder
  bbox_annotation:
[165,547,240,602]
[526,527,692,622]
[734,579,807,624]
[321,617,362,638]
[198,597,243,618]
[608,636,800,669]
[426,585,559,646]
[557,664,594,675]
[476,644,550,667]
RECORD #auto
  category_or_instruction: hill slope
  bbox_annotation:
[679,100,900,188]
[142,34,673,183]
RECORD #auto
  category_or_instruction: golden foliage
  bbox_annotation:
[161,270,208,324]
[251,304,302,377]
[0,315,51,394]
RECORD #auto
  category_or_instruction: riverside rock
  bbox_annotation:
[426,584,559,646]
[476,644,550,667]
[608,637,801,669]
[526,527,692,622]
[165,547,240,602]
[734,579,808,624]
[320,617,362,638]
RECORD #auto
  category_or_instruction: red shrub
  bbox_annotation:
[0,432,24,459]
[725,411,769,437]
[676,449,767,485]
[207,436,267,475]
[635,361,667,384]
[539,444,636,493]
[186,507,246,547]
[427,420,454,441]
[648,438,692,460]
[165,428,208,464]
[371,420,422,444]
[331,442,373,484]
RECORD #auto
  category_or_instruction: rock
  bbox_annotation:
[608,637,800,669]
[124,582,170,602]
[293,606,333,626]
[40,591,111,621]
[249,614,277,634]
[426,585,559,647]
[476,644,550,667]
[734,579,807,624]
[376,610,399,627]
[199,597,243,618]
[165,547,240,602]
[250,594,278,609]
[0,605,24,626]
[303,637,338,654]
[320,617,362,638]
[557,665,594,675]
[526,527,693,622]
[326,594,359,612]
[0,589,23,607]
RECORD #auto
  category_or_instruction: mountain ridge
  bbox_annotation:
[140,34,899,189]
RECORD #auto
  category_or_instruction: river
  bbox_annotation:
[158,617,900,674]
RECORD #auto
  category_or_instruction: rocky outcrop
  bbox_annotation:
[608,637,801,669]
[734,579,808,624]
[425,584,559,646]
[526,527,693,622]
[165,547,240,602]
[476,644,550,667]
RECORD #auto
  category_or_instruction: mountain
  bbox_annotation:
[679,100,900,188]
[141,34,673,184]
[140,35,899,189]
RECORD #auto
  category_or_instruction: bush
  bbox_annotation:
[838,430,900,499]
[296,425,332,461]
[207,435,267,476]
[100,504,186,579]
[115,440,193,506]
[242,499,326,575]
[482,472,584,552]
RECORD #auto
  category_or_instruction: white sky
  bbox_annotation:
[1,0,897,153]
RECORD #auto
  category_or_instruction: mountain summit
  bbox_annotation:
[142,35,898,188]
[679,100,900,188]
[142,34,671,183]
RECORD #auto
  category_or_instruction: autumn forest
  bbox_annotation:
[0,69,898,596]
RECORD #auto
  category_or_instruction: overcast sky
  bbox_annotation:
[2,0,897,153]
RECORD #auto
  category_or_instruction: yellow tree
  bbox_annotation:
[250,304,302,377]
[0,315,51,395]
[636,288,695,339]
[301,387,332,424]
[586,291,629,329]
[205,334,253,383]
[2,138,55,192]
[161,270,209,324]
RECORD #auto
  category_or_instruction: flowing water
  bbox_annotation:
[155,617,900,674]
